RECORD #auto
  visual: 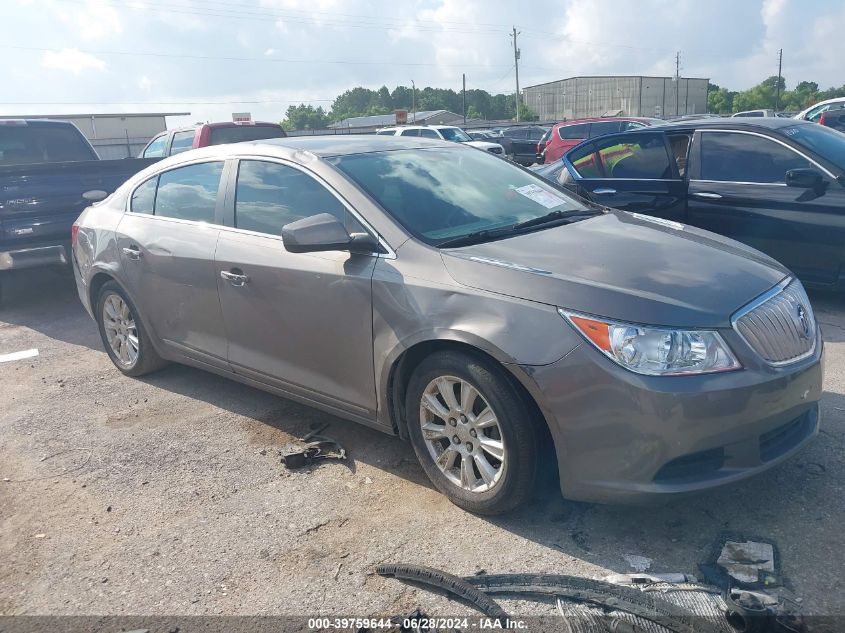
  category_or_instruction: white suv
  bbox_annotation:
[794,97,845,122]
[376,125,505,156]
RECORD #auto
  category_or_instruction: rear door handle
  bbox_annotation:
[220,270,250,287]
[592,187,617,195]
[692,192,723,199]
[122,246,142,260]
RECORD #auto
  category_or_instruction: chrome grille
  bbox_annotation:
[733,279,816,365]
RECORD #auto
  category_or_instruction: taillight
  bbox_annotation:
[819,113,827,125]
[71,222,79,248]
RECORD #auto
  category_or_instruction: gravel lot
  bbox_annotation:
[1,268,844,622]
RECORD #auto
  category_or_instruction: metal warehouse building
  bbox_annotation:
[0,112,189,158]
[523,76,709,121]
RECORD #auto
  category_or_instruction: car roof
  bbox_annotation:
[173,121,280,132]
[653,117,811,131]
[196,134,458,158]
[553,116,654,128]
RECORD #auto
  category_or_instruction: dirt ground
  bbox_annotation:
[1,268,844,623]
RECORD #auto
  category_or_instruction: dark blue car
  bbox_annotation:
[537,118,845,288]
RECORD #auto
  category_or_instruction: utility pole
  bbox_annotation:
[462,73,466,125]
[411,79,416,123]
[511,27,521,122]
[675,51,681,116]
[775,48,783,111]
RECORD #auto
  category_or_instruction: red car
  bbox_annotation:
[542,117,662,164]
[140,121,286,158]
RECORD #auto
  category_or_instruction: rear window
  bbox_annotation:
[0,123,97,165]
[558,123,589,140]
[208,125,286,145]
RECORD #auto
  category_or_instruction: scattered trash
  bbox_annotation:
[605,572,697,585]
[717,541,778,587]
[280,436,347,470]
[303,422,331,441]
[376,563,509,619]
[33,533,46,539]
[623,554,653,572]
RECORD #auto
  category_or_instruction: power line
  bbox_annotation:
[1,44,521,69]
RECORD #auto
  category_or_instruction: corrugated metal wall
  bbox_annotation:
[524,76,709,120]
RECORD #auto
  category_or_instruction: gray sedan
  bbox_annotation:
[72,136,823,514]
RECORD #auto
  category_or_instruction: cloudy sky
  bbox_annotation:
[2,0,843,127]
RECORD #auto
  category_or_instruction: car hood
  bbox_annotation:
[440,211,790,328]
[465,140,503,150]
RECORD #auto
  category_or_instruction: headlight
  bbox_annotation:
[559,310,741,376]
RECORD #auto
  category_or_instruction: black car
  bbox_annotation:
[501,125,548,165]
[544,118,845,288]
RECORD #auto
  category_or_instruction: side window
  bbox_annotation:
[527,128,544,141]
[558,123,590,140]
[130,176,157,214]
[376,129,395,136]
[418,129,440,139]
[568,143,602,178]
[142,135,166,158]
[399,128,419,137]
[234,160,362,236]
[699,132,812,183]
[595,132,673,179]
[169,130,196,155]
[588,121,623,138]
[508,129,527,140]
[155,161,223,222]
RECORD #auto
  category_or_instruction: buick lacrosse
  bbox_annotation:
[72,136,823,514]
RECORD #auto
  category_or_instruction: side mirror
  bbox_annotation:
[785,168,824,189]
[281,213,380,255]
[82,189,108,202]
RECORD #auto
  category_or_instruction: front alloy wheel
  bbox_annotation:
[406,351,541,515]
[420,376,505,493]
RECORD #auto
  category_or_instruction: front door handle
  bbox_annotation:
[692,192,723,199]
[122,246,142,260]
[220,269,250,287]
[592,187,617,195]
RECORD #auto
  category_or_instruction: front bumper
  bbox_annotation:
[0,243,68,271]
[527,332,824,504]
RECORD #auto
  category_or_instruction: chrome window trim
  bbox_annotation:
[698,129,836,181]
[730,277,817,367]
[224,154,396,259]
[690,179,787,187]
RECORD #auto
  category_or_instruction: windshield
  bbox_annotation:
[331,146,589,245]
[208,125,285,145]
[439,127,472,142]
[782,123,845,172]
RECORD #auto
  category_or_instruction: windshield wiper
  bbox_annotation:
[510,208,600,231]
[437,227,515,248]
[437,209,601,249]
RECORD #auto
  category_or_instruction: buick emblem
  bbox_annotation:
[796,304,810,338]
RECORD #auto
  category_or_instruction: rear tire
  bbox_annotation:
[406,350,541,515]
[95,281,166,377]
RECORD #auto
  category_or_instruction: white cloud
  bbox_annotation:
[138,75,152,91]
[59,0,123,39]
[42,48,106,74]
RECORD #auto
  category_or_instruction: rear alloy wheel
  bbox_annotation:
[95,281,166,377]
[406,351,541,514]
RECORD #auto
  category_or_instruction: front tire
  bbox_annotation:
[406,351,541,515]
[95,281,166,377]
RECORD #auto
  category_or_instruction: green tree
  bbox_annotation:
[708,88,734,114]
[281,104,329,130]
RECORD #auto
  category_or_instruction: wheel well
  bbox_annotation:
[388,340,552,446]
[88,272,115,308]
